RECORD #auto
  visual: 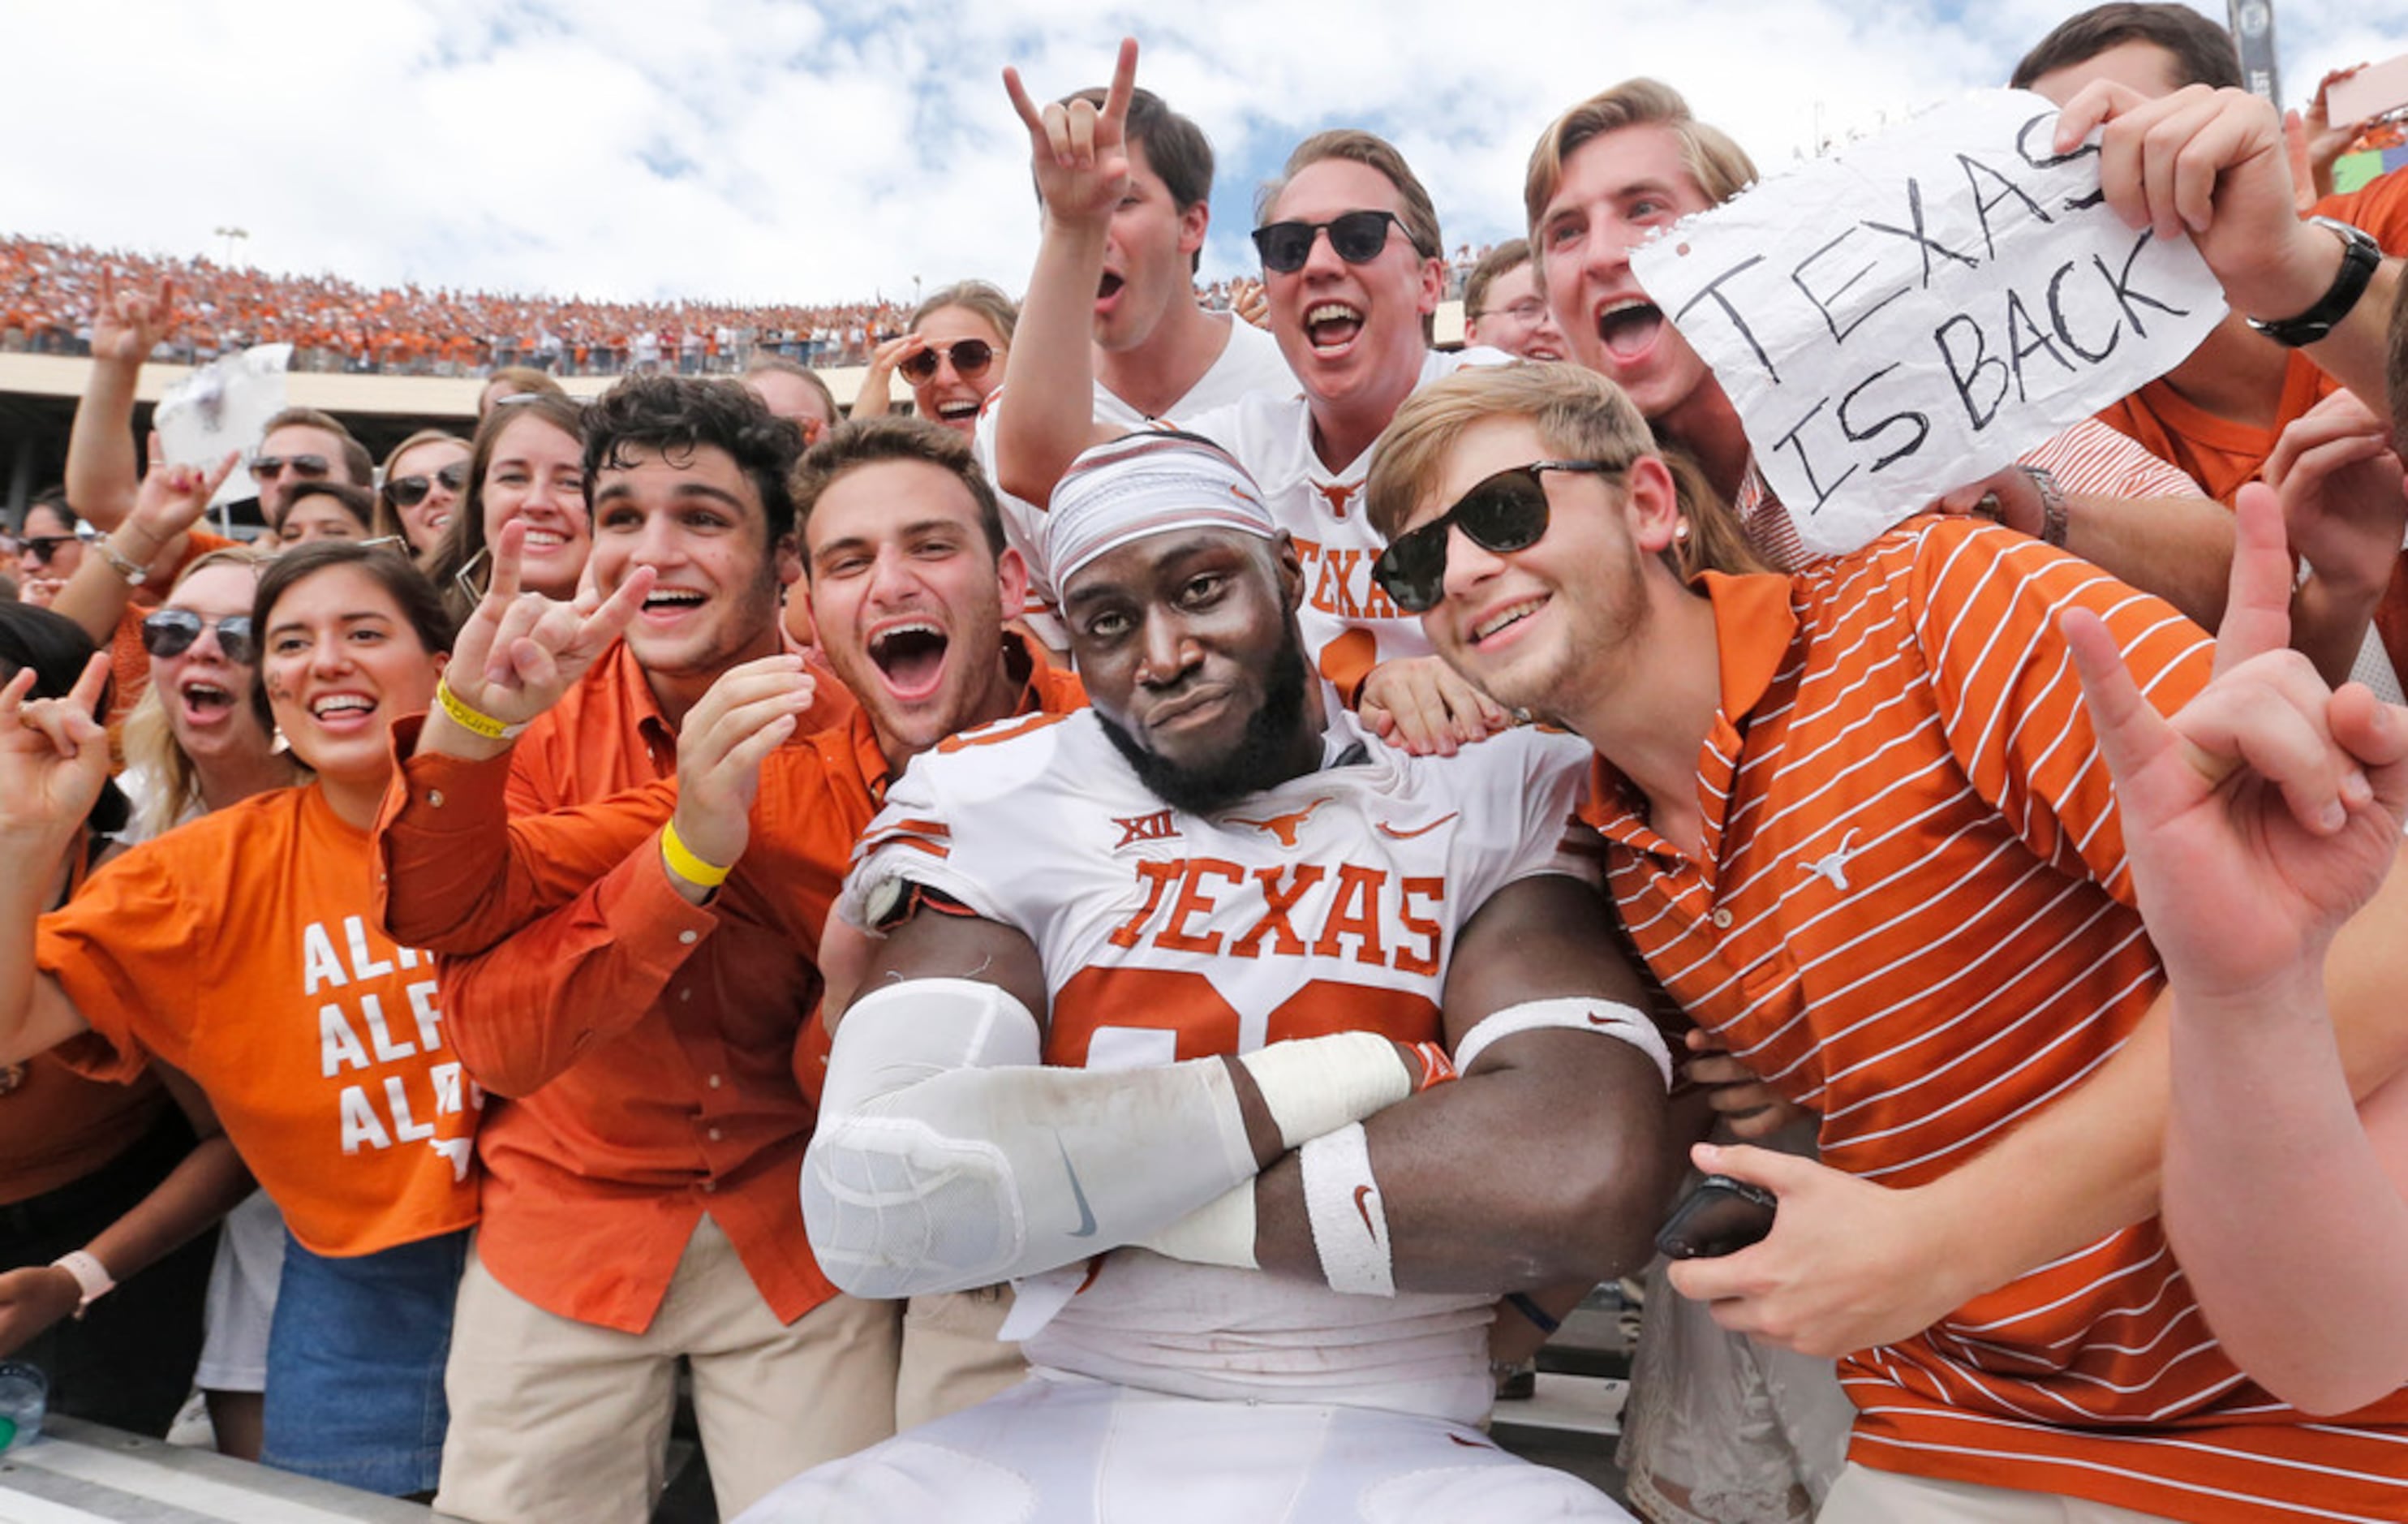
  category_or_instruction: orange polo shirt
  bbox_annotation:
[1585,517,2408,1522]
[371,636,1077,1333]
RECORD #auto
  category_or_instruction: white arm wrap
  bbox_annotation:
[1301,1121,1395,1297]
[802,977,1268,1299]
[1454,997,1673,1089]
[1237,1030,1415,1149]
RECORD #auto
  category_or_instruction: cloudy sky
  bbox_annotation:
[4,0,2402,308]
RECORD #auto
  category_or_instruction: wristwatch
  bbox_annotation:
[2018,464,2070,549]
[94,535,149,586]
[2247,217,2382,348]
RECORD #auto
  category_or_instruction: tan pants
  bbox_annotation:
[896,1287,1028,1431]
[435,1218,901,1523]
[1820,1464,2183,1523]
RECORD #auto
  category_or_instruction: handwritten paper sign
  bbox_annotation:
[1631,89,2225,555]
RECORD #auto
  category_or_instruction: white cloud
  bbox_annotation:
[2,0,2397,306]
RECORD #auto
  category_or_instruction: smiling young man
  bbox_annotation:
[368,375,873,1524]
[997,43,1511,755]
[1365,359,2408,1523]
[975,78,1289,654]
[732,429,1673,1523]
[373,416,1084,1515]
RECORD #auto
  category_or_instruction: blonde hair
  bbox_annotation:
[373,428,471,543]
[119,547,292,840]
[1524,79,1759,235]
[1364,361,1765,582]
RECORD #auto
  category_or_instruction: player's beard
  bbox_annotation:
[1096,624,1313,818]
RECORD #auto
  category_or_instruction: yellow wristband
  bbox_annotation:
[660,818,733,889]
[434,678,526,742]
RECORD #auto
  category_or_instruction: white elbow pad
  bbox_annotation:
[802,977,1262,1298]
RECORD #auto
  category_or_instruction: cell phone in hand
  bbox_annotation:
[2328,54,2408,128]
[1654,1174,1778,1259]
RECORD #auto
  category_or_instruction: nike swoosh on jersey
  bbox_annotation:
[1059,1136,1099,1238]
[1374,812,1459,841]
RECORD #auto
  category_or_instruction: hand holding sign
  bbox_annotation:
[1631,90,2225,557]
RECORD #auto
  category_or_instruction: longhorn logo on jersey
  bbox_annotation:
[1223,797,1331,849]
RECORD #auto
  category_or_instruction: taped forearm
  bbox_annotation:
[801,979,1415,1297]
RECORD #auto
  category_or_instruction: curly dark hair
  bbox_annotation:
[582,375,806,543]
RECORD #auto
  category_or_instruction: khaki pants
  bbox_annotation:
[1820,1464,2183,1523]
[436,1218,901,1523]
[896,1288,1028,1431]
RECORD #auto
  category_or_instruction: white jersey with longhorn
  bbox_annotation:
[838,708,1598,1424]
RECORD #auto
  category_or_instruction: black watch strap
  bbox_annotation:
[2247,217,2382,348]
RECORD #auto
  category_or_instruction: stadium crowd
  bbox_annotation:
[7,6,2408,1524]
[0,239,909,377]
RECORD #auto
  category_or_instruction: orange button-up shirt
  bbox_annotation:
[367,638,850,1332]
[370,636,1077,1333]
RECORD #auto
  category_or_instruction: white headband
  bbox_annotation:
[1044,432,1278,589]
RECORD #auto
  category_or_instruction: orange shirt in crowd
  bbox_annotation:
[2096,170,2408,690]
[39,785,480,1258]
[372,635,1076,1332]
[1585,518,2408,1522]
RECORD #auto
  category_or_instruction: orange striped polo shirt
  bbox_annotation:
[1584,515,2408,1522]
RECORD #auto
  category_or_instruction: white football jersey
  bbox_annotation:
[839,711,1598,1419]
[978,318,1296,650]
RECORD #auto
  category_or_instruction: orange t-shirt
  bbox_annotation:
[2096,169,2408,503]
[40,784,480,1257]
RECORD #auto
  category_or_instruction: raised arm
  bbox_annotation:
[2056,80,2398,413]
[0,661,110,1066]
[2066,480,2408,1415]
[991,38,1137,506]
[371,523,656,951]
[431,654,828,1095]
[2263,391,2408,689]
[63,269,176,533]
[1666,487,2408,1358]
[51,439,237,648]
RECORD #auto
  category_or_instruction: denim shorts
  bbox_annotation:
[259,1227,468,1496]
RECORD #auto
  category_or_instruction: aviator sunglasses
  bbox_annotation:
[251,453,332,482]
[141,609,258,665]
[899,338,995,384]
[1371,460,1615,615]
[1250,210,1405,274]
[385,461,468,508]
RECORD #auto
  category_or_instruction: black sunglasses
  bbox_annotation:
[19,535,82,566]
[899,338,995,384]
[386,462,468,508]
[1251,210,1405,274]
[141,609,257,664]
[1371,460,1615,614]
[252,454,331,481]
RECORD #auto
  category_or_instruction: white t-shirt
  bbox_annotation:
[1177,347,1509,695]
[978,316,1294,650]
[841,709,1598,1419]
